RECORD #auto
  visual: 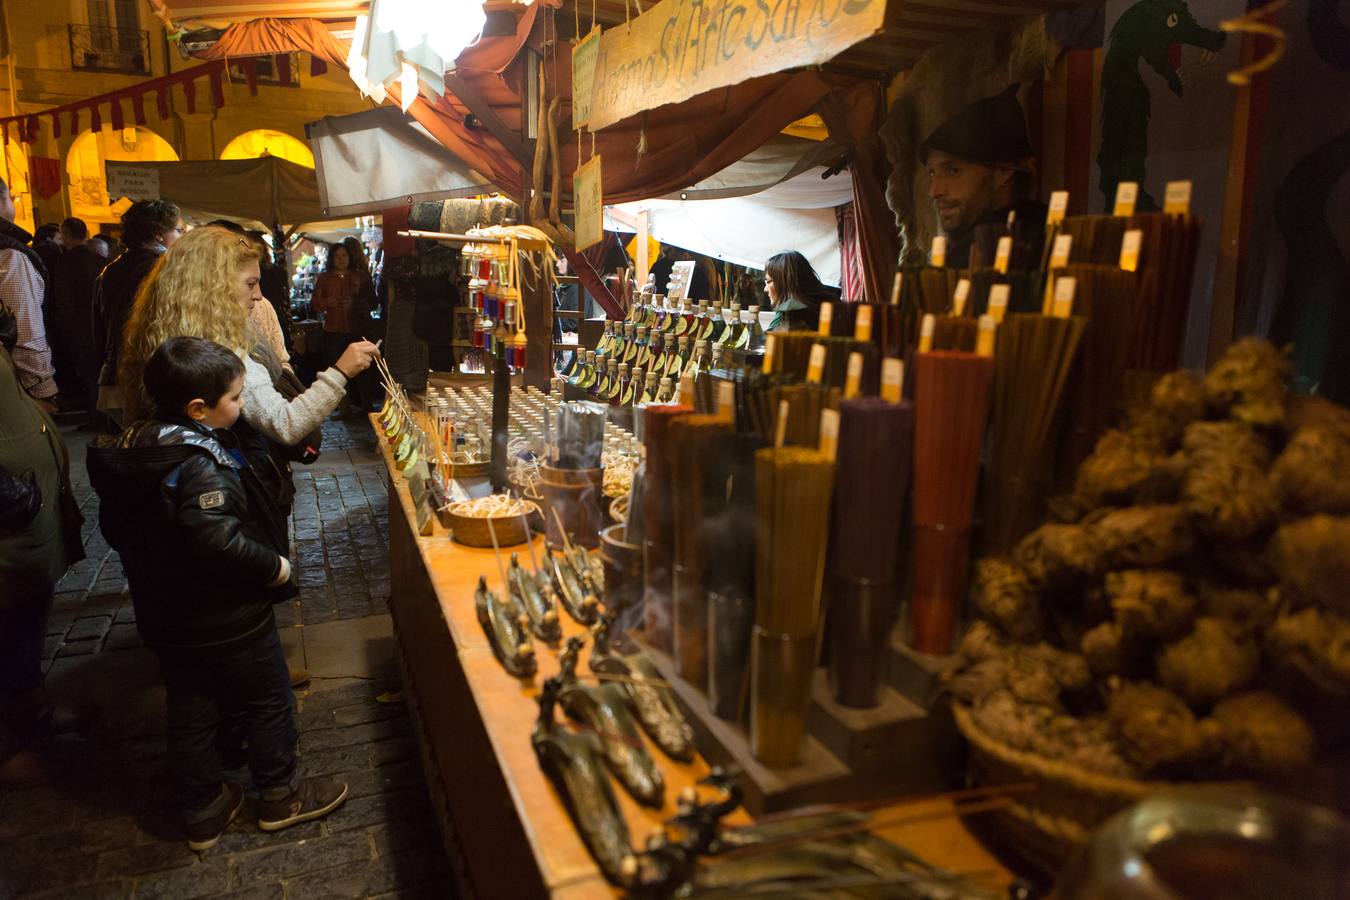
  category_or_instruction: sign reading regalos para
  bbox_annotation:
[585,0,884,131]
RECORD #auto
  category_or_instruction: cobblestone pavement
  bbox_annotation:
[5,418,452,899]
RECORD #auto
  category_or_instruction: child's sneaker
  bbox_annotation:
[186,782,244,851]
[257,777,348,831]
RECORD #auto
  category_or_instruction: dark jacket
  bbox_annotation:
[92,245,162,385]
[53,243,106,359]
[86,418,295,651]
[945,200,1050,272]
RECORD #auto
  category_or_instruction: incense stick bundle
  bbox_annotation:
[1056,264,1143,479]
[767,333,880,392]
[962,269,1043,317]
[641,404,694,651]
[827,397,914,707]
[910,351,994,654]
[735,370,779,443]
[981,314,1086,555]
[882,267,925,355]
[705,431,763,721]
[916,267,960,317]
[932,316,978,352]
[1127,212,1200,372]
[771,383,841,448]
[669,415,732,688]
[1061,214,1130,266]
[969,215,1045,272]
[752,446,836,766]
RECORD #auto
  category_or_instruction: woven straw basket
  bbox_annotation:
[952,702,1164,873]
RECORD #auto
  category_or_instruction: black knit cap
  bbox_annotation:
[919,85,1034,165]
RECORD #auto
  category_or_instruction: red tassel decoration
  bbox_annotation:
[310,55,328,77]
[24,116,38,142]
[131,93,146,126]
[69,108,80,134]
[110,99,124,131]
[241,58,259,96]
[276,54,292,86]
[183,78,197,114]
[156,87,169,119]
[209,67,225,108]
[89,104,102,131]
[50,113,61,139]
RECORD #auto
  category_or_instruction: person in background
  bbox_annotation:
[89,234,112,259]
[93,199,182,425]
[53,217,105,415]
[311,242,377,413]
[920,85,1045,269]
[31,224,63,295]
[0,179,57,410]
[0,334,89,785]
[248,230,292,355]
[88,336,348,848]
[763,251,837,332]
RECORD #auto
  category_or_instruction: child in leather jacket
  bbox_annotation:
[88,337,347,850]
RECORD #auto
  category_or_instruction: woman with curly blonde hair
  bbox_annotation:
[118,226,378,440]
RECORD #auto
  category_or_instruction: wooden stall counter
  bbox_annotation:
[375,416,1009,897]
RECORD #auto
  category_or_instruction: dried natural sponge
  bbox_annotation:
[1107,682,1215,774]
[1202,338,1288,429]
[1212,691,1315,776]
[1157,617,1259,708]
[1271,516,1350,614]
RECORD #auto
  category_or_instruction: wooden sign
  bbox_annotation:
[574,155,603,250]
[586,0,885,131]
[571,26,602,128]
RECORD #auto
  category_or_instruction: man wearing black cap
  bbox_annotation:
[920,86,1046,270]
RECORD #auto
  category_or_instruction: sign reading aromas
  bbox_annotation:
[105,164,161,201]
[585,0,885,131]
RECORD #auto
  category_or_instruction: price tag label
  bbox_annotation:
[988,284,1010,324]
[762,333,776,374]
[806,343,827,384]
[1113,181,1139,217]
[930,235,947,268]
[1119,229,1143,272]
[953,278,972,317]
[717,380,735,416]
[819,409,840,462]
[1047,190,1069,225]
[918,313,936,353]
[1050,233,1073,269]
[1164,180,1192,215]
[889,271,903,306]
[976,314,997,357]
[994,236,1013,274]
[775,399,790,449]
[881,358,904,404]
[817,302,833,337]
[1053,276,1078,317]
[855,305,873,342]
[844,352,863,399]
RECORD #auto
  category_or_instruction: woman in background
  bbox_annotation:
[312,243,377,413]
[763,251,837,332]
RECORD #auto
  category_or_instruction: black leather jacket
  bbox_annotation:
[92,246,162,385]
[87,419,295,652]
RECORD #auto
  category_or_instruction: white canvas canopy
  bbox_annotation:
[305,106,494,218]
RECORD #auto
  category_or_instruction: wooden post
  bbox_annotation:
[522,249,553,391]
[636,210,651,288]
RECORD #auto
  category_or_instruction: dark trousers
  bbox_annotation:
[157,624,298,820]
[1,575,52,757]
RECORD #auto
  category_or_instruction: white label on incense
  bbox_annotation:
[930,235,947,268]
[976,314,997,357]
[1054,276,1077,317]
[889,271,903,306]
[918,314,935,353]
[819,409,840,462]
[762,333,776,374]
[1113,181,1139,217]
[717,380,735,416]
[1051,234,1073,269]
[1164,180,1192,216]
[988,284,1010,324]
[817,302,833,337]
[953,279,971,316]
[1047,190,1069,225]
[775,399,789,449]
[1119,229,1143,273]
[881,358,904,403]
[994,236,1013,274]
[855,305,873,342]
[806,343,827,384]
[844,352,863,399]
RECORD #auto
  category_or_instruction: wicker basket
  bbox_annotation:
[952,702,1157,874]
[444,501,539,548]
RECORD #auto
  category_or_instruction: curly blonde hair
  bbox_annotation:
[119,227,261,421]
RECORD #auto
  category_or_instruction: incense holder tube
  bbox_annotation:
[600,524,642,616]
[541,464,604,550]
[707,590,754,721]
[909,523,971,655]
[827,574,898,708]
[671,563,708,690]
[750,626,817,768]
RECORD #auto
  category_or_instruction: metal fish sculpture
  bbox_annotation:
[508,553,562,644]
[475,576,535,679]
[590,618,695,762]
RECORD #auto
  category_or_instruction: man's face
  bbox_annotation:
[0,188,16,223]
[925,150,1000,233]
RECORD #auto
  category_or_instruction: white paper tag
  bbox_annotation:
[953,279,971,317]
[930,235,947,268]
[817,302,833,337]
[1120,229,1143,272]
[1164,180,1192,215]
[889,271,903,306]
[806,343,826,384]
[988,284,1010,323]
[1050,233,1073,269]
[1113,181,1139,217]
[1047,190,1069,225]
[855,305,873,342]
[881,358,903,403]
[775,399,790,449]
[819,408,840,462]
[844,352,863,399]
[994,236,1013,274]
[1053,276,1077,316]
[717,380,735,416]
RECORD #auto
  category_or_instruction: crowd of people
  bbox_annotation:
[1,180,382,850]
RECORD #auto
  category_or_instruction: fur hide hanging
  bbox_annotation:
[883,16,1064,264]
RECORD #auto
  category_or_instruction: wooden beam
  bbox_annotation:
[442,72,533,172]
[636,210,650,288]
[561,247,625,320]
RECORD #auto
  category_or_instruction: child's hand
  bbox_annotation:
[267,556,292,588]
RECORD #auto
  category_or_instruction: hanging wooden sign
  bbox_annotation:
[574,155,604,250]
[571,26,602,128]
[586,0,885,131]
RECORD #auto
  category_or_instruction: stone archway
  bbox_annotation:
[220,128,314,168]
[66,125,179,224]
